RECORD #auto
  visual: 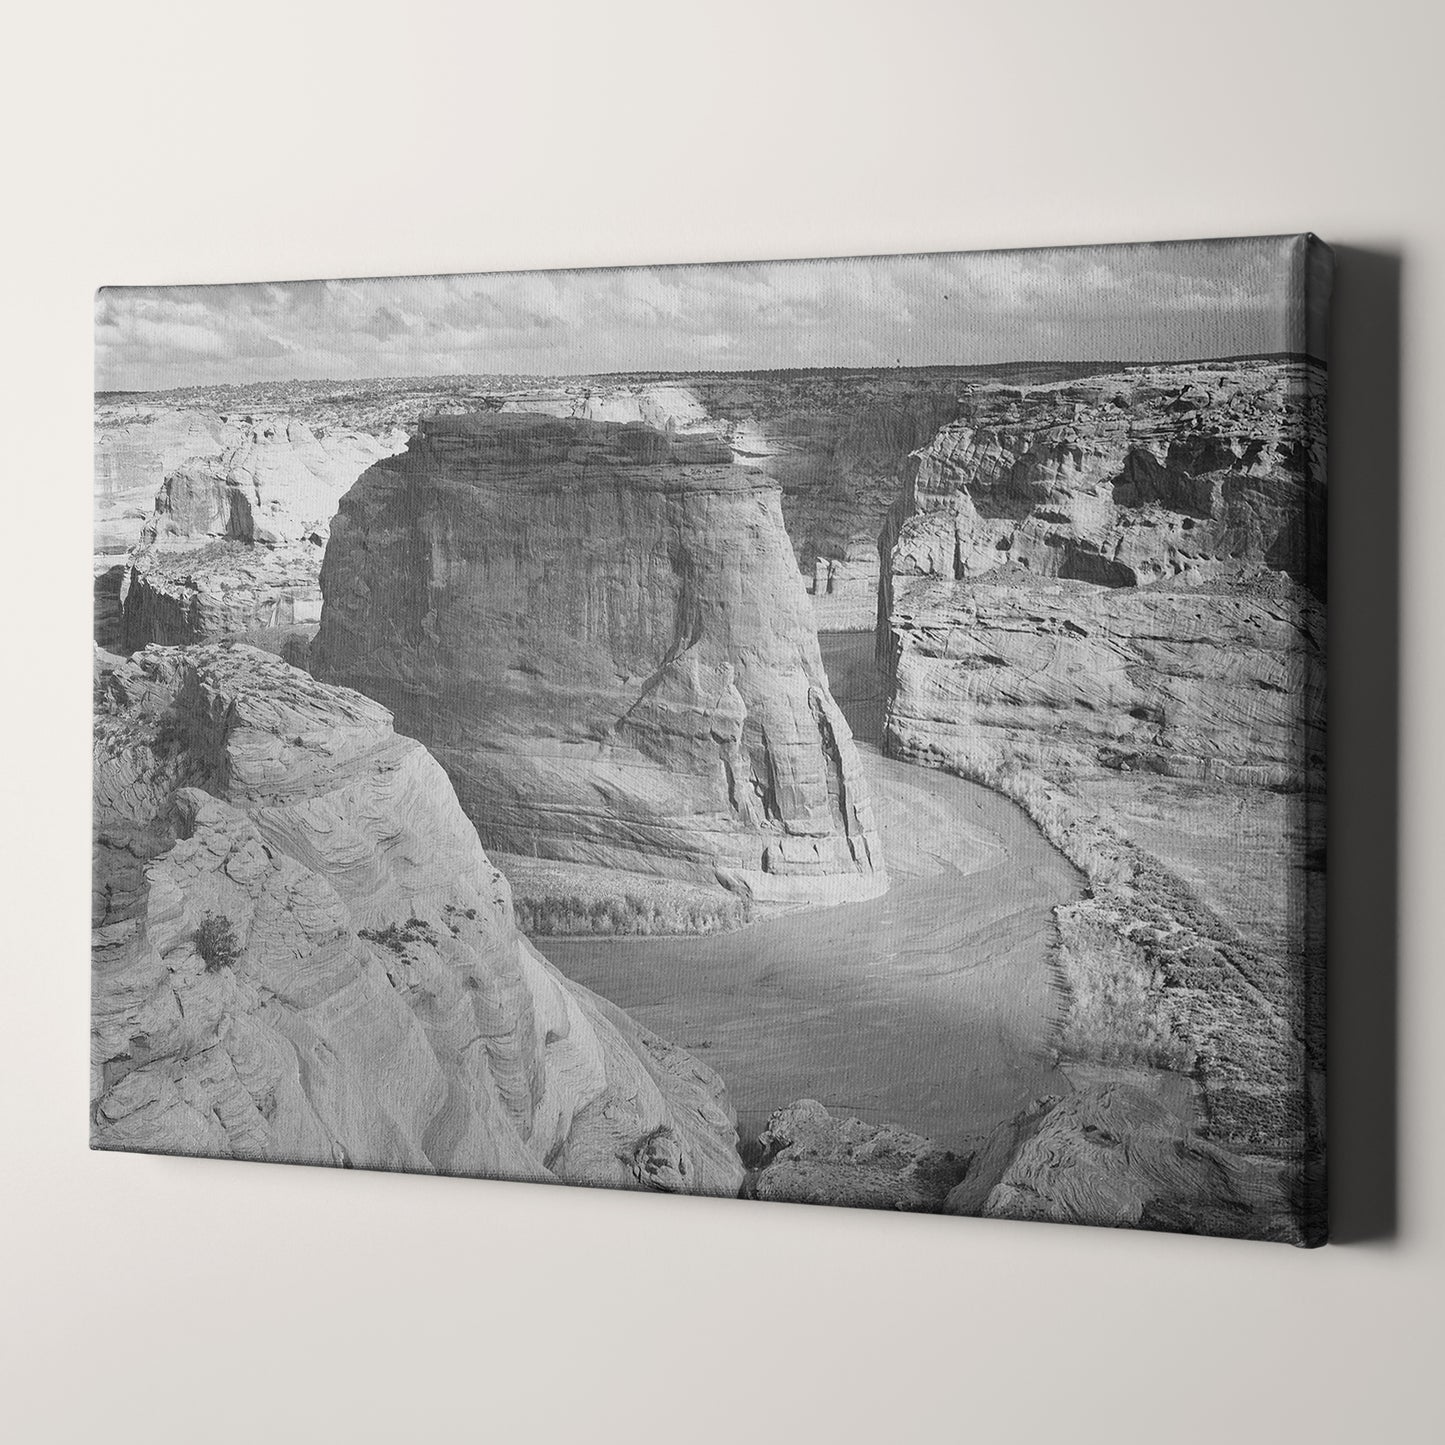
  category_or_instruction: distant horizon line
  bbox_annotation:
[95,349,1325,399]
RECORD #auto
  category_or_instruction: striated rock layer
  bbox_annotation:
[882,358,1326,786]
[142,419,409,549]
[879,357,1327,1171]
[92,643,744,1194]
[94,407,236,560]
[119,420,407,655]
[119,541,322,666]
[314,414,885,913]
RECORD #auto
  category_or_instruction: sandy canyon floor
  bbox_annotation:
[546,633,1085,1152]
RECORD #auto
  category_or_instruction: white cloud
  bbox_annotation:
[95,236,1309,391]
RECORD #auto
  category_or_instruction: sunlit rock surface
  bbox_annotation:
[117,421,408,653]
[878,358,1327,1178]
[882,358,1326,785]
[313,414,885,919]
[91,643,744,1194]
[499,381,717,436]
[94,407,237,561]
[142,420,409,548]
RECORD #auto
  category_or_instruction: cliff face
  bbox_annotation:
[882,359,1326,787]
[119,421,407,655]
[94,408,236,560]
[313,414,885,915]
[142,420,409,548]
[119,542,322,666]
[499,382,717,436]
[500,375,971,623]
[92,644,744,1194]
[878,359,1326,1168]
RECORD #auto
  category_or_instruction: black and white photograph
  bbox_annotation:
[5,3,1443,1442]
[92,236,1328,1240]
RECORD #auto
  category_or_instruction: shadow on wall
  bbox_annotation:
[1328,246,1402,1243]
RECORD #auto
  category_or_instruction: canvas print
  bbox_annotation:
[92,235,1329,1243]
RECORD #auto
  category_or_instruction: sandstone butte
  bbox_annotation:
[99,376,966,653]
[312,413,886,913]
[881,358,1326,789]
[91,642,745,1194]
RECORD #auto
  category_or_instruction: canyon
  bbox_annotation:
[91,352,1324,1239]
[95,369,1048,651]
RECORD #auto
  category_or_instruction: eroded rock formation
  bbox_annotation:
[91,643,744,1193]
[119,421,407,654]
[749,1088,1310,1241]
[142,420,409,548]
[94,407,237,560]
[749,1099,967,1211]
[882,359,1326,786]
[945,1084,1310,1242]
[313,414,885,922]
[499,381,718,437]
[119,542,322,665]
[878,359,1327,1171]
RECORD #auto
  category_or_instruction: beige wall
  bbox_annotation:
[3,2,1441,1439]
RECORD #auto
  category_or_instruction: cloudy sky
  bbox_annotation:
[95,236,1319,392]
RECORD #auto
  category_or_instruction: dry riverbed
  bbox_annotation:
[542,633,1086,1151]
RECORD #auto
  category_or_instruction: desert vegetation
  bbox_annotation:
[934,746,1313,1151]
[511,889,749,938]
[358,916,439,955]
[194,911,241,972]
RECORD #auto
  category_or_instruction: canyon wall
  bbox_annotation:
[499,374,975,622]
[882,358,1325,785]
[94,407,237,560]
[313,413,885,920]
[878,358,1326,1168]
[499,381,717,436]
[92,643,744,1194]
[118,420,407,655]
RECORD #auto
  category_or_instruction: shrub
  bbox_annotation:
[511,887,748,937]
[1054,904,1194,1071]
[358,917,438,955]
[194,912,241,972]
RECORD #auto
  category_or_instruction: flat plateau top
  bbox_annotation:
[410,412,766,491]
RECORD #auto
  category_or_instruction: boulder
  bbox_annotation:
[946,1084,1309,1242]
[750,1100,968,1211]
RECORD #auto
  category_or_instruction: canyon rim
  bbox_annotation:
[92,235,1328,1242]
